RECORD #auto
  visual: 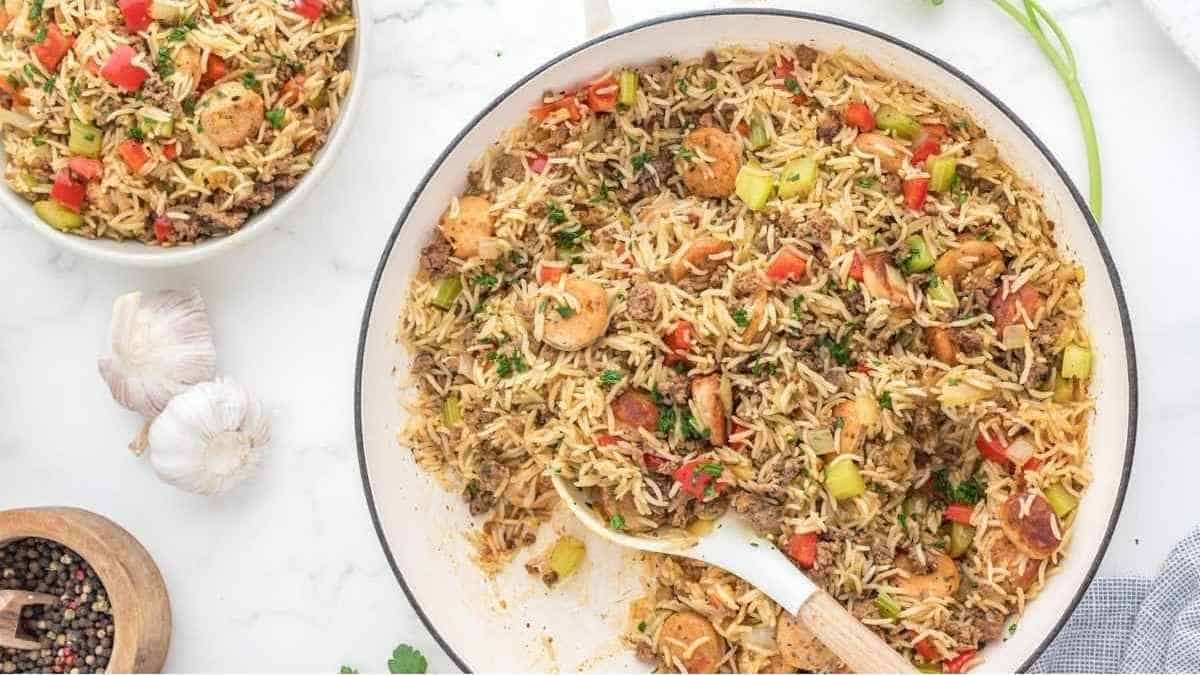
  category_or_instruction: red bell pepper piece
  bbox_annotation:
[118,0,151,32]
[1022,457,1043,472]
[292,0,323,21]
[664,320,694,364]
[67,157,103,181]
[903,177,930,211]
[101,45,148,91]
[945,649,977,673]
[537,261,565,284]
[595,434,621,446]
[844,102,875,132]
[162,142,178,160]
[153,215,174,242]
[910,125,946,165]
[672,460,723,499]
[914,639,941,663]
[773,58,794,78]
[31,23,73,73]
[585,75,617,112]
[530,94,582,122]
[0,75,29,107]
[118,139,149,171]
[529,152,548,174]
[765,245,808,283]
[201,54,227,87]
[944,503,974,525]
[643,453,666,472]
[975,429,1010,465]
[848,251,864,282]
[786,532,818,569]
[49,169,86,212]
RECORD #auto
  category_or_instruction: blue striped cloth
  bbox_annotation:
[1033,528,1200,672]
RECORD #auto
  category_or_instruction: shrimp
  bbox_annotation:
[933,240,1003,281]
[893,550,960,598]
[925,326,959,364]
[542,278,610,351]
[853,133,909,173]
[861,252,914,309]
[679,127,742,198]
[832,395,880,454]
[690,373,727,446]
[669,237,733,283]
[438,195,495,259]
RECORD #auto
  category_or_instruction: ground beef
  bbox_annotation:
[945,608,1008,647]
[882,173,902,196]
[865,526,896,566]
[703,50,719,70]
[532,125,571,154]
[410,351,436,375]
[815,112,842,142]
[635,642,656,664]
[764,456,804,488]
[528,201,547,218]
[733,270,762,297]
[463,480,496,516]
[239,183,276,212]
[419,235,454,277]
[194,202,248,232]
[656,367,689,404]
[477,460,511,494]
[625,283,658,322]
[794,45,820,70]
[731,493,784,535]
[576,206,606,228]
[807,210,836,238]
[492,153,526,185]
[810,538,843,584]
[1003,203,1021,226]
[957,327,984,354]
[1027,357,1051,387]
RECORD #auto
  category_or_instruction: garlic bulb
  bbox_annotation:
[98,289,217,420]
[147,377,270,495]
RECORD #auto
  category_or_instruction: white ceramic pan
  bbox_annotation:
[356,10,1137,672]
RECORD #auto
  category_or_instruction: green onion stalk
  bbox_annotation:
[991,0,1103,220]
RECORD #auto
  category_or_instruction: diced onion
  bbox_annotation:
[0,107,37,132]
[808,428,835,454]
[1005,437,1037,466]
[742,623,777,651]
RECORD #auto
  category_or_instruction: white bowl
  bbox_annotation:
[0,10,368,267]
[356,9,1137,672]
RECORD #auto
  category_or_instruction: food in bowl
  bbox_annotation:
[0,0,354,244]
[395,42,1094,672]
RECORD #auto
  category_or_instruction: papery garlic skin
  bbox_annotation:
[98,289,217,420]
[148,377,269,495]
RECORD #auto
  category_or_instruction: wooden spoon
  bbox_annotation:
[550,475,915,673]
[0,589,58,650]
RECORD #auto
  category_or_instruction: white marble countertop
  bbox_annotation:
[1,0,1197,671]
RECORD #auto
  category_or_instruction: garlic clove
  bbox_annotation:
[98,289,218,420]
[147,377,269,495]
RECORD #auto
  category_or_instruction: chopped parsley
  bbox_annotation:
[751,360,777,377]
[655,401,676,435]
[953,119,969,131]
[698,463,723,478]
[546,201,567,225]
[791,295,805,320]
[675,78,688,94]
[932,469,986,505]
[878,392,893,410]
[598,369,623,388]
[27,0,43,21]
[856,177,875,189]
[637,620,647,633]
[472,273,498,289]
[630,151,650,171]
[675,146,696,161]
[897,511,908,530]
[555,303,574,318]
[33,24,47,43]
[126,125,146,141]
[40,76,55,94]
[181,96,197,116]
[823,336,852,366]
[489,350,529,378]
[168,26,189,41]
[155,47,175,79]
[732,307,750,328]
[681,412,710,441]
[31,135,45,146]
[590,180,610,203]
[783,77,801,94]
[265,108,286,129]
[553,224,586,253]
[241,72,261,91]
[608,514,626,530]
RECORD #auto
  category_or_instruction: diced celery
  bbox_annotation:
[875,105,922,140]
[1043,484,1078,518]
[1052,371,1076,403]
[547,535,586,580]
[875,593,901,620]
[824,457,866,500]
[34,201,83,231]
[68,119,103,158]
[926,276,957,307]
[901,235,935,274]
[777,157,818,200]
[431,275,463,310]
[749,116,769,150]
[442,394,462,427]
[914,660,942,673]
[948,522,974,559]
[928,154,958,192]
[1061,344,1092,379]
[141,115,175,139]
[735,165,775,211]
[618,70,638,108]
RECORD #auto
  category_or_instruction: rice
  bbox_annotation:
[0,0,354,243]
[396,42,1093,672]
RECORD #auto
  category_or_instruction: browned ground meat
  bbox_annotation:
[420,235,454,277]
[733,270,762,297]
[477,459,510,494]
[794,45,820,70]
[194,202,248,232]
[410,351,436,375]
[882,173,902,196]
[656,367,689,404]
[625,283,658,321]
[815,112,842,142]
[810,538,843,583]
[945,607,1008,647]
[492,153,526,185]
[1003,203,1021,226]
[731,492,784,533]
[463,480,495,516]
[239,183,276,211]
[957,328,984,354]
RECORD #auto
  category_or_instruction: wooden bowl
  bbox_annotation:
[0,507,172,673]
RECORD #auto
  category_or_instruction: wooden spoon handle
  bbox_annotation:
[0,590,58,650]
[797,589,916,673]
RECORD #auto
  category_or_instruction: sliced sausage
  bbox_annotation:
[690,374,727,446]
[439,195,495,259]
[998,492,1062,560]
[198,81,265,148]
[679,127,741,198]
[659,611,725,674]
